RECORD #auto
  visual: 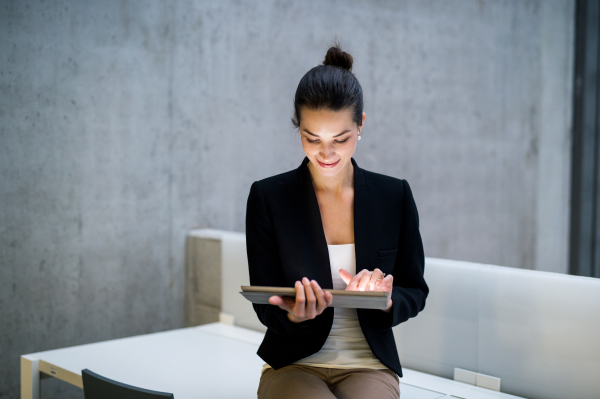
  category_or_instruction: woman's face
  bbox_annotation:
[299,107,364,178]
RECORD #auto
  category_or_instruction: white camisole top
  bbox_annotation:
[261,243,386,373]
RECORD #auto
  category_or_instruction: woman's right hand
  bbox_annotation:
[268,277,333,323]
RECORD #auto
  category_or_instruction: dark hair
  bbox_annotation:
[291,44,364,129]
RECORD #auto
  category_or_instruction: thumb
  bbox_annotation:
[269,295,293,312]
[339,269,352,285]
[268,295,283,306]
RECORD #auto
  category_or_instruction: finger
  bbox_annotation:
[311,280,327,313]
[324,291,333,306]
[376,274,394,291]
[339,269,352,285]
[358,271,372,291]
[383,274,394,287]
[294,280,306,318]
[347,269,368,291]
[302,277,317,319]
[369,268,384,290]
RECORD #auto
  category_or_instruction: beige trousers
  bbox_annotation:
[257,365,400,399]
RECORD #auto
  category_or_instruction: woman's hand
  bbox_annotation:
[339,268,393,312]
[268,277,333,323]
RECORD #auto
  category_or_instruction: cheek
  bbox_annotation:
[339,140,357,156]
[300,141,312,155]
[301,140,319,154]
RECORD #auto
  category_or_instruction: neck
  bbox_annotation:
[307,159,354,195]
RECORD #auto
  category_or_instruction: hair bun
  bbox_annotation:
[323,45,353,72]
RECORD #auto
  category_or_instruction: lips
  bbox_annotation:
[317,159,340,168]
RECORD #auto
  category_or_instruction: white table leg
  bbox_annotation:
[20,355,40,399]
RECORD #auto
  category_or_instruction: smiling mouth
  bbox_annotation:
[317,159,340,167]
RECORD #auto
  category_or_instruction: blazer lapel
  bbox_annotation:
[352,157,380,275]
[294,156,379,288]
[294,157,334,288]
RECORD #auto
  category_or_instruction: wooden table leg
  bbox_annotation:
[21,355,40,399]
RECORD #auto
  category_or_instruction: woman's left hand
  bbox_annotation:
[339,268,393,312]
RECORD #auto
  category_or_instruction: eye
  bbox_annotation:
[305,136,349,144]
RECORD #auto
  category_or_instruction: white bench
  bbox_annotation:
[186,228,600,399]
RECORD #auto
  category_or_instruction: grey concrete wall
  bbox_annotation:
[0,1,573,398]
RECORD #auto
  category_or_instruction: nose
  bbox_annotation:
[319,142,336,160]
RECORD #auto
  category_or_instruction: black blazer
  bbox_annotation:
[245,156,428,377]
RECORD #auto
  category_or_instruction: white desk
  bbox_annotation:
[21,322,525,399]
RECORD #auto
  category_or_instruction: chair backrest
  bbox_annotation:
[82,369,174,399]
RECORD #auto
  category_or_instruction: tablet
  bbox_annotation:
[240,286,390,310]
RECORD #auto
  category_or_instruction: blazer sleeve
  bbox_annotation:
[245,181,327,337]
[360,179,429,331]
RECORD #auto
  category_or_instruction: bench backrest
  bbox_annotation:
[185,228,600,399]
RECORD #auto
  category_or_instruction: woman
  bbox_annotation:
[245,44,428,399]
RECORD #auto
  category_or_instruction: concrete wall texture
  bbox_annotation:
[0,1,574,398]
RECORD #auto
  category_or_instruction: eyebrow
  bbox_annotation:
[303,129,352,138]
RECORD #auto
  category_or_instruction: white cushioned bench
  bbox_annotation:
[185,228,600,399]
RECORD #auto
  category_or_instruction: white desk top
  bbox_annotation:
[24,322,524,399]
[25,323,264,398]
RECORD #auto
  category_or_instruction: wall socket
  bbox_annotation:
[454,368,501,392]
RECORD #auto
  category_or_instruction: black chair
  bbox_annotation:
[82,369,174,399]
